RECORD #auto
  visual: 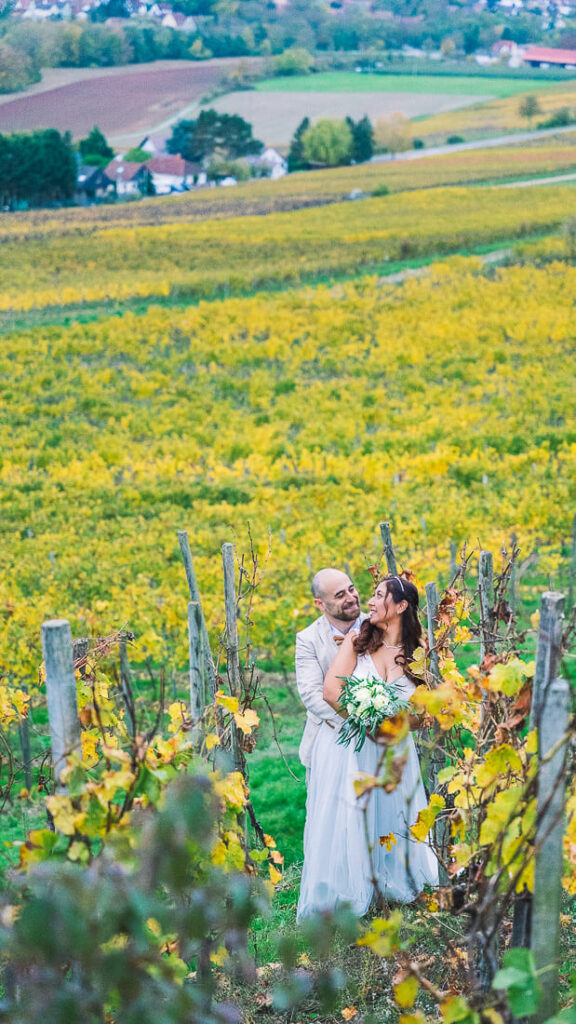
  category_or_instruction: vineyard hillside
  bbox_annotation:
[1,177,575,682]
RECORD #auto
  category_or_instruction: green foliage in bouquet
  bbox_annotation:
[336,676,410,752]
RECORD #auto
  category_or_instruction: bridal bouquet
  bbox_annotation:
[336,676,410,752]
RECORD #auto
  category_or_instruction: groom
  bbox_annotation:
[295,568,367,777]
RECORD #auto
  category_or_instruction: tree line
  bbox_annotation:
[1,0,573,95]
[0,129,77,209]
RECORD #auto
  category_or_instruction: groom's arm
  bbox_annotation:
[295,633,338,722]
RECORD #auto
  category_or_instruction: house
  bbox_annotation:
[104,158,152,196]
[145,154,206,193]
[138,135,163,157]
[148,1,195,25]
[522,44,576,66]
[491,39,521,58]
[246,147,288,180]
[75,165,115,203]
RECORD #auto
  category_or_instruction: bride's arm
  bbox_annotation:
[322,631,358,714]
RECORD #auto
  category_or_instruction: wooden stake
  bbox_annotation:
[425,581,440,686]
[119,638,136,739]
[478,550,495,663]
[379,521,398,575]
[177,530,216,702]
[512,591,565,950]
[530,592,565,735]
[531,676,570,1024]
[42,619,81,792]
[18,686,31,793]
[569,513,576,609]
[222,543,244,776]
[425,581,449,883]
[188,600,206,726]
[509,532,518,612]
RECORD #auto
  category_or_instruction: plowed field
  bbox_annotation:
[0,58,254,145]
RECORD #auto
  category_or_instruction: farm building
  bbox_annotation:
[522,45,576,66]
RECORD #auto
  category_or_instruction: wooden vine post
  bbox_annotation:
[424,580,450,884]
[530,592,565,735]
[42,619,81,793]
[511,590,566,950]
[568,513,576,609]
[222,542,244,779]
[178,530,216,719]
[478,550,495,664]
[531,673,569,1024]
[379,521,398,575]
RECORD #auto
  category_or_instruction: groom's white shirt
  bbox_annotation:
[295,612,368,769]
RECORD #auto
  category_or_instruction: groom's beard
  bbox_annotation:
[336,598,361,621]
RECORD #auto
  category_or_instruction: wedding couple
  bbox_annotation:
[295,568,438,921]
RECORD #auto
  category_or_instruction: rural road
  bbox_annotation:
[370,123,576,162]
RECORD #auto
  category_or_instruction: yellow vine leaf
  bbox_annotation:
[234,708,259,734]
[215,691,240,714]
[410,794,445,842]
[394,973,418,1008]
[341,1007,358,1020]
[269,864,282,885]
[357,910,403,957]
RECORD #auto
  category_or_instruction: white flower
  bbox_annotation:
[353,687,371,703]
[373,693,391,711]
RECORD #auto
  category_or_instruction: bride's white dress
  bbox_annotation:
[297,653,438,920]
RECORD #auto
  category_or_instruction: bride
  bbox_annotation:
[296,574,438,921]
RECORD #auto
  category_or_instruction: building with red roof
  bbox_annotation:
[522,45,576,66]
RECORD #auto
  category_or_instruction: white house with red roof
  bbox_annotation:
[145,154,206,193]
[105,158,151,196]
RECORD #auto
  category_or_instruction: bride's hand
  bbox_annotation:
[339,628,359,649]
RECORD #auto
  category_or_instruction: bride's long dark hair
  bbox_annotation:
[353,575,422,681]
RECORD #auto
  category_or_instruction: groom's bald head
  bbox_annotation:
[311,568,360,624]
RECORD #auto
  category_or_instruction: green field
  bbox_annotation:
[255,71,554,97]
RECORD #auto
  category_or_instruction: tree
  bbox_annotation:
[463,23,480,54]
[0,129,76,208]
[287,116,311,172]
[301,118,353,167]
[518,94,541,128]
[0,41,40,93]
[373,112,412,155]
[346,115,374,164]
[272,46,313,75]
[167,109,262,163]
[124,147,150,163]
[206,156,250,181]
[78,125,114,166]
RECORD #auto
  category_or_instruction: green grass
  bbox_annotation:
[256,72,556,97]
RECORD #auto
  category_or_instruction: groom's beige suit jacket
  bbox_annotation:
[295,612,368,769]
